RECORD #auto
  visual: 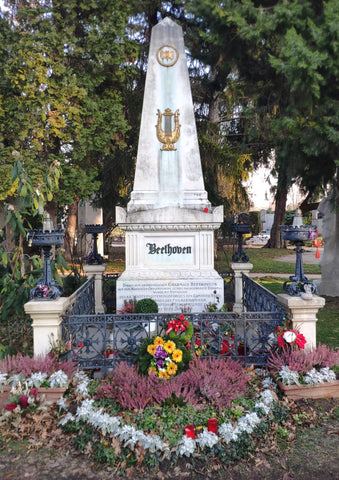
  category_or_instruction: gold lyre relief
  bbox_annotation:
[156,108,180,151]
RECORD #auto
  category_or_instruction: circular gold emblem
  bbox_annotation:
[156,44,179,67]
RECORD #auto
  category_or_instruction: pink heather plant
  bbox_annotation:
[0,353,77,380]
[171,357,249,409]
[267,344,339,376]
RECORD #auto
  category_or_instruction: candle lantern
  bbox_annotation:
[231,213,251,263]
[281,209,318,296]
[208,418,218,434]
[28,216,64,300]
[85,224,105,265]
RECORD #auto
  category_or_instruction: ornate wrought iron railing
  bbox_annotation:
[63,276,95,317]
[242,274,286,316]
[62,310,283,371]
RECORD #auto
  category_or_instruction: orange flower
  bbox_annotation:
[158,370,169,379]
[167,362,178,376]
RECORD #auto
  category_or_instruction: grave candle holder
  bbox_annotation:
[184,425,195,439]
[208,418,218,434]
[28,227,65,300]
[281,210,318,296]
[85,224,105,265]
[231,221,251,263]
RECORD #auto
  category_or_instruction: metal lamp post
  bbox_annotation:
[281,209,318,296]
[28,224,65,300]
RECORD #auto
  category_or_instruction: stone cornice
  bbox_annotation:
[119,223,221,232]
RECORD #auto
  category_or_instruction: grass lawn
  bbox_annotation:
[254,276,339,350]
[215,246,321,275]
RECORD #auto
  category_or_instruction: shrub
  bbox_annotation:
[178,357,250,409]
[134,298,158,314]
[0,353,77,379]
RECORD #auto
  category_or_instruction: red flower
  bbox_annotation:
[19,395,28,409]
[195,339,201,346]
[78,343,84,348]
[221,340,230,354]
[277,337,285,348]
[30,388,37,400]
[185,342,191,349]
[295,333,306,349]
[204,208,208,213]
[179,314,185,321]
[4,403,17,411]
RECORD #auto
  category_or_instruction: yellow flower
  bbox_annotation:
[153,336,164,346]
[147,344,157,356]
[172,349,183,363]
[163,340,176,354]
[158,370,169,380]
[166,362,178,376]
[148,366,157,376]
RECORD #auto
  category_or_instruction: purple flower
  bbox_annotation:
[157,359,164,368]
[154,345,167,359]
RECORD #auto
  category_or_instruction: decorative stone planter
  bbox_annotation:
[0,386,66,409]
[277,380,339,400]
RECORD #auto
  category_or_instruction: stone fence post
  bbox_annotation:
[277,294,325,350]
[83,264,107,313]
[24,297,70,357]
[230,262,253,313]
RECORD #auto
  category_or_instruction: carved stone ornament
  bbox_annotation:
[120,223,221,232]
[156,44,179,67]
[156,108,181,151]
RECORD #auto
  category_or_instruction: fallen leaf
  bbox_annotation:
[327,430,339,435]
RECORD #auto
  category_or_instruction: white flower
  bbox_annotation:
[218,422,238,444]
[283,331,296,343]
[49,370,68,388]
[254,401,271,415]
[0,373,8,391]
[57,397,68,411]
[279,366,300,385]
[304,367,336,386]
[235,412,260,435]
[27,372,47,388]
[76,398,95,421]
[59,412,75,426]
[260,389,275,406]
[8,373,24,387]
[196,428,219,449]
[262,377,273,389]
[177,436,196,457]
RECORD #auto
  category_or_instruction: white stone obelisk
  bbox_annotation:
[116,18,224,313]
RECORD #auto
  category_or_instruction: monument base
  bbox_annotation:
[116,271,224,313]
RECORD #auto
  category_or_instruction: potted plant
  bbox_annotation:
[267,344,339,400]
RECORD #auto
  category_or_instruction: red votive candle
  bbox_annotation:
[208,418,218,434]
[185,425,195,439]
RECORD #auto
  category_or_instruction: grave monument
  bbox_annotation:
[316,183,339,296]
[116,18,224,313]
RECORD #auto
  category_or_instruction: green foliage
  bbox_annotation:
[134,298,158,314]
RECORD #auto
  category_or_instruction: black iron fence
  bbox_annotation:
[62,310,283,371]
[242,274,286,316]
[63,276,95,317]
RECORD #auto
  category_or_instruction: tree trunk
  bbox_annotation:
[46,201,58,229]
[64,198,79,261]
[267,187,288,248]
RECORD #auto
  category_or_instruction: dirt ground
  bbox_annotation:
[0,398,338,480]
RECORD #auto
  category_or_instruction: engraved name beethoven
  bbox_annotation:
[146,242,192,256]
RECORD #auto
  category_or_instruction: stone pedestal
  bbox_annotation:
[230,263,253,313]
[24,297,70,356]
[83,264,107,313]
[277,294,325,349]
